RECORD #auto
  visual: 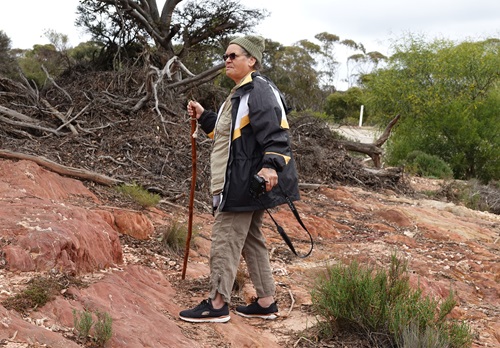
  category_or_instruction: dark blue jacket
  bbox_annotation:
[198,72,300,212]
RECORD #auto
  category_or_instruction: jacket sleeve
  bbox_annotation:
[248,79,292,172]
[198,110,218,139]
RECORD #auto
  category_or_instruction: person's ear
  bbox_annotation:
[248,56,256,68]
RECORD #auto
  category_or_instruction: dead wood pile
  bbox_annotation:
[0,69,410,209]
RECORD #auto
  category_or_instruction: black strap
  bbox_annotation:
[258,185,313,258]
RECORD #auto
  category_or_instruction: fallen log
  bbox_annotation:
[335,114,400,168]
[0,149,123,186]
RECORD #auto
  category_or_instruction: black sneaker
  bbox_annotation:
[235,298,279,320]
[179,299,230,323]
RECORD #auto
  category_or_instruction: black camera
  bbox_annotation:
[249,175,266,198]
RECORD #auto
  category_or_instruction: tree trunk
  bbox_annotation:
[335,114,400,168]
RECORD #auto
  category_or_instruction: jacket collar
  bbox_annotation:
[233,71,260,98]
[237,71,256,86]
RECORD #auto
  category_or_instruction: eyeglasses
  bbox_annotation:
[222,53,239,61]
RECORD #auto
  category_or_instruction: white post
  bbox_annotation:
[359,105,364,127]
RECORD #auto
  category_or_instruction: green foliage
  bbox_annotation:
[44,29,71,52]
[315,32,340,91]
[76,0,144,53]
[69,41,103,64]
[73,309,113,346]
[94,310,113,345]
[311,254,473,348]
[398,322,449,348]
[0,30,19,79]
[405,151,453,179]
[17,42,71,87]
[115,183,160,208]
[263,40,324,111]
[364,36,500,183]
[2,276,62,314]
[15,29,74,87]
[324,87,365,123]
[73,309,94,341]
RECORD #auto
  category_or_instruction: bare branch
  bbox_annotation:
[0,115,61,136]
[166,63,224,89]
[177,60,195,77]
[0,105,39,123]
[0,149,122,186]
[56,103,93,132]
[374,114,400,147]
[41,65,73,103]
[40,99,79,135]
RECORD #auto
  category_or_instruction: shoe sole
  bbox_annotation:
[179,315,230,323]
[235,311,278,320]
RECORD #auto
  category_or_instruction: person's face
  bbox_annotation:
[224,44,256,83]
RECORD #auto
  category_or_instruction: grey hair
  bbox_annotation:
[241,48,262,71]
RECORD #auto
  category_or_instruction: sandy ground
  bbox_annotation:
[333,126,381,143]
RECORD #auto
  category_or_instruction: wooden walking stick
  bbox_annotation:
[181,104,197,280]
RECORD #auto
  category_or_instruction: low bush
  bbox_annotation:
[437,180,500,214]
[73,309,93,341]
[73,308,113,346]
[310,254,473,347]
[405,151,453,179]
[94,310,113,345]
[2,276,63,314]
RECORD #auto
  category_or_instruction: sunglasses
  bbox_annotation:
[222,53,240,61]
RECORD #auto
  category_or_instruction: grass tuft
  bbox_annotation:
[115,182,160,208]
[158,220,198,254]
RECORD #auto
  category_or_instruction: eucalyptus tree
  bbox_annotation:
[314,32,340,93]
[76,0,267,83]
[364,36,500,182]
[0,31,18,79]
[262,39,323,112]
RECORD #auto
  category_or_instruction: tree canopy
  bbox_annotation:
[0,30,18,79]
[363,36,500,182]
[76,0,266,73]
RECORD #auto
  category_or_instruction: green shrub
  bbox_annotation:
[437,179,500,214]
[94,310,113,345]
[2,276,62,314]
[115,182,160,208]
[405,151,453,179]
[72,309,113,346]
[73,309,94,341]
[398,322,448,348]
[324,87,365,124]
[311,254,473,347]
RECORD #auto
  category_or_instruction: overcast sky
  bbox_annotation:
[2,0,498,52]
[1,0,498,89]
[251,0,500,53]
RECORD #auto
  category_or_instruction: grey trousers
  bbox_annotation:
[208,209,276,303]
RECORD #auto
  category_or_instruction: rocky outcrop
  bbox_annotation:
[0,160,123,273]
[1,159,499,347]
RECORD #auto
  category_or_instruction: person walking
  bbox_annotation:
[179,35,299,323]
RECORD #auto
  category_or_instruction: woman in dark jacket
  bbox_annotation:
[179,35,299,323]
